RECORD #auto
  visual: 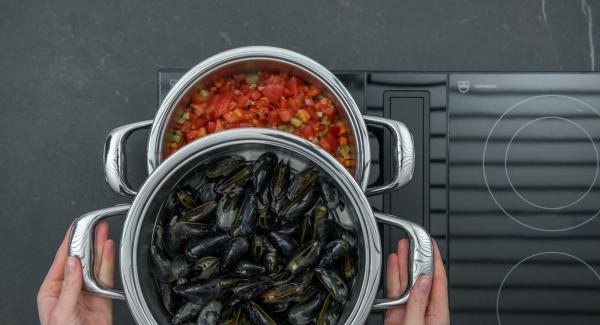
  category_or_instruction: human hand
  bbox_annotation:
[37,222,115,325]
[384,239,449,325]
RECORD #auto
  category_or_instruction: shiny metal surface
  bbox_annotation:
[371,213,434,309]
[68,204,131,300]
[103,120,152,197]
[364,116,415,196]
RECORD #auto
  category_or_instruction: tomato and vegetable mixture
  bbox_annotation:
[167,72,353,168]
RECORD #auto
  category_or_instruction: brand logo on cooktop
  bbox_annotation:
[458,80,470,94]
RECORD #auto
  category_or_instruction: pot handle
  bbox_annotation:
[68,204,131,300]
[371,213,434,310]
[104,120,153,197]
[363,116,415,196]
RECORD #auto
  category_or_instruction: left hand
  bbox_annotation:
[37,222,115,325]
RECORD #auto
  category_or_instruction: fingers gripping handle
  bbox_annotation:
[363,116,415,196]
[372,213,434,310]
[104,120,153,197]
[68,204,131,300]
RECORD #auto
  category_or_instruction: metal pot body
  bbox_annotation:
[71,129,433,325]
[103,46,414,198]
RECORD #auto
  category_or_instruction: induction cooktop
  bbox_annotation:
[158,71,600,325]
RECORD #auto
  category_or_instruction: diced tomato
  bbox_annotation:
[184,130,198,141]
[307,86,321,97]
[215,119,225,132]
[207,121,216,133]
[250,90,262,100]
[268,110,281,124]
[282,88,293,97]
[237,95,250,107]
[278,109,294,122]
[286,76,304,95]
[198,127,207,137]
[262,84,284,102]
[296,109,311,123]
[321,104,337,119]
[194,117,207,128]
[182,121,192,132]
[300,124,313,139]
[223,111,241,123]
[319,137,332,153]
[328,126,340,135]
[326,133,338,152]
[312,121,326,132]
[304,106,318,120]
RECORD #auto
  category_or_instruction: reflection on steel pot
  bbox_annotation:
[103,46,414,197]
[70,129,432,325]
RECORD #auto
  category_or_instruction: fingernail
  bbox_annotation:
[418,275,432,291]
[66,257,77,275]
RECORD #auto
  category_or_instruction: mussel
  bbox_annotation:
[269,231,299,258]
[231,278,272,300]
[217,192,242,232]
[231,194,258,237]
[318,240,350,268]
[314,268,349,301]
[262,283,304,304]
[191,256,221,280]
[318,178,341,210]
[197,301,222,325]
[164,215,183,258]
[185,233,231,262]
[149,244,174,283]
[174,278,239,298]
[253,152,278,194]
[176,187,199,210]
[180,200,217,223]
[287,167,319,201]
[206,155,245,178]
[282,188,319,223]
[270,160,290,200]
[171,255,192,279]
[243,301,277,325]
[216,165,252,194]
[286,240,321,274]
[217,300,242,325]
[262,237,280,274]
[232,261,267,278]
[171,302,203,324]
[288,290,327,325]
[220,237,249,272]
[158,282,178,315]
[173,221,213,243]
[317,294,342,325]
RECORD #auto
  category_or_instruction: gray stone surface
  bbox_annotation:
[0,0,598,324]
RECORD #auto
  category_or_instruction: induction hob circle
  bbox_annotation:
[496,251,600,325]
[483,95,600,232]
[504,116,599,210]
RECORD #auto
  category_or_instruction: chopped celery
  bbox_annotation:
[171,134,182,143]
[245,73,258,86]
[200,89,209,97]
[182,112,190,120]
[176,117,185,124]
[290,118,303,127]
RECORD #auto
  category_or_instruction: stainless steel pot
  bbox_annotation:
[71,129,432,324]
[103,46,414,197]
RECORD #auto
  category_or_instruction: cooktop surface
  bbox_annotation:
[158,71,600,324]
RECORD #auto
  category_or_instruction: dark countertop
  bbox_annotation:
[0,0,598,323]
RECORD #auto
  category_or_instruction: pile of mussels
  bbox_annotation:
[150,153,358,325]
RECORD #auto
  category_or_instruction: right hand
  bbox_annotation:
[384,239,450,325]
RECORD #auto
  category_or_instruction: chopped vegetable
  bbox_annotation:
[167,71,354,170]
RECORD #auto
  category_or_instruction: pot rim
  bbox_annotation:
[146,46,371,190]
[122,128,382,325]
